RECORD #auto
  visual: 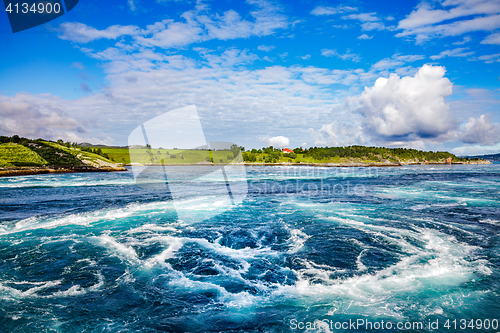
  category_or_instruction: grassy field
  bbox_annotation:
[0,143,48,167]
[0,141,115,168]
[103,148,240,164]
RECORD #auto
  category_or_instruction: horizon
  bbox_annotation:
[0,0,499,156]
[3,133,498,157]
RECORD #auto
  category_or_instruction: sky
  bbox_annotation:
[0,0,499,155]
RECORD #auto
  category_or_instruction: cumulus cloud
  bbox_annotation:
[461,114,500,145]
[352,64,458,143]
[261,135,290,147]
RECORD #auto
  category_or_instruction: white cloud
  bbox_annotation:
[481,32,500,44]
[17,46,360,148]
[461,114,500,145]
[71,62,85,70]
[301,54,311,60]
[314,121,365,146]
[357,34,373,40]
[343,13,380,22]
[321,49,361,62]
[128,0,136,11]
[0,93,107,143]
[451,143,500,156]
[478,53,500,63]
[352,64,458,142]
[261,135,290,147]
[310,5,357,16]
[257,45,275,52]
[397,0,500,43]
[430,47,475,60]
[361,22,385,31]
[399,0,500,30]
[453,36,472,45]
[134,16,205,48]
[57,2,288,48]
[338,12,385,31]
[57,22,140,43]
[200,48,258,67]
[371,54,424,70]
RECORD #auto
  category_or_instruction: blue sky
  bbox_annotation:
[0,0,499,155]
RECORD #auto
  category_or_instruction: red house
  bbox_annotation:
[283,148,293,153]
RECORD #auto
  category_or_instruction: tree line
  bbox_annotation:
[242,145,472,163]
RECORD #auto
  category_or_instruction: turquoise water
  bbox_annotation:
[0,164,499,332]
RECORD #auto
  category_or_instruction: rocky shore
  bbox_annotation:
[123,160,491,168]
[243,160,492,167]
[0,165,127,177]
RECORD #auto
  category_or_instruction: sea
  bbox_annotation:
[0,164,499,332]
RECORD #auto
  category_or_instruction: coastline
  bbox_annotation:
[0,160,491,177]
[0,165,128,178]
[124,160,491,167]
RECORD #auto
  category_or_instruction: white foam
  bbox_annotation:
[289,228,490,317]
[479,219,500,225]
[0,280,62,301]
[97,235,139,263]
[356,249,368,271]
[286,227,311,254]
[0,201,176,236]
[144,238,184,267]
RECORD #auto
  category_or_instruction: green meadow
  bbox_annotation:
[0,137,115,168]
[103,148,241,165]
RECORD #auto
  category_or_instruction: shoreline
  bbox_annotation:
[125,160,491,167]
[0,160,491,177]
[0,166,128,178]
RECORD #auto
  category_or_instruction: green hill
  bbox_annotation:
[0,136,126,176]
[242,145,488,165]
